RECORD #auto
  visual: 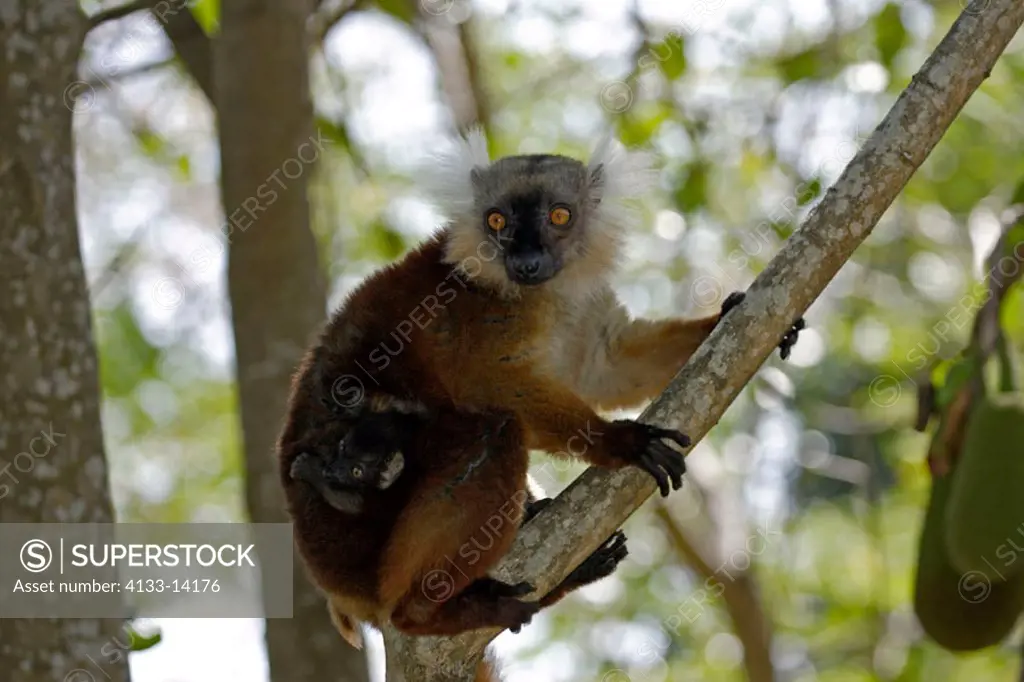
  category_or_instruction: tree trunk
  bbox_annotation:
[0,3,130,681]
[214,1,370,680]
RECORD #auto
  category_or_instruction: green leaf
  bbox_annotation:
[874,3,907,70]
[132,128,192,178]
[652,34,687,81]
[797,178,822,206]
[616,104,670,147]
[315,116,369,174]
[776,48,821,83]
[994,333,1019,393]
[126,623,163,652]
[673,162,708,213]
[935,173,987,214]
[1010,178,1024,207]
[362,221,407,261]
[929,357,954,389]
[97,304,162,399]
[502,51,523,70]
[376,0,416,24]
[1004,221,1024,260]
[188,0,219,35]
[770,220,794,240]
[134,128,166,159]
[175,155,191,181]
[315,117,351,150]
[933,354,976,408]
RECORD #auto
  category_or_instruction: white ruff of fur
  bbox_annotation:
[419,126,490,220]
[556,131,659,301]
[427,129,658,301]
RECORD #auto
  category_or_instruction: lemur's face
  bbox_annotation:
[443,152,625,295]
[470,155,592,287]
[437,131,654,298]
[288,422,405,514]
[329,442,405,491]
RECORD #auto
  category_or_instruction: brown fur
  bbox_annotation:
[278,227,725,637]
[277,138,805,680]
[475,655,501,682]
[277,141,748,663]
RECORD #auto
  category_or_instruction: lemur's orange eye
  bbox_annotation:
[486,211,506,231]
[549,207,571,226]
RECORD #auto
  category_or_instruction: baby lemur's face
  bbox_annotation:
[332,445,405,491]
[290,423,405,514]
[469,154,593,287]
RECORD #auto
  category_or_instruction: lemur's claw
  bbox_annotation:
[722,291,805,361]
[638,425,688,497]
[779,317,806,360]
[523,497,554,524]
[565,530,629,585]
[720,291,745,316]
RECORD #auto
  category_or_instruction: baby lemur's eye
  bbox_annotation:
[351,465,364,479]
[549,206,571,226]
[486,210,506,231]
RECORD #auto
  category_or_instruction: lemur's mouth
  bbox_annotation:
[508,270,555,286]
[377,452,405,490]
[504,248,558,286]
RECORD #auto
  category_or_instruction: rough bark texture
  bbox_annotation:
[384,1,1024,678]
[0,3,130,681]
[214,1,369,680]
[420,14,491,135]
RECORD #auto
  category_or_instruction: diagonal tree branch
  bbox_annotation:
[92,0,363,105]
[85,1,215,102]
[384,1,1024,679]
[418,10,493,138]
[87,0,151,27]
[152,3,214,101]
[309,0,367,45]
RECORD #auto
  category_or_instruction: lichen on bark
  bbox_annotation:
[0,2,130,680]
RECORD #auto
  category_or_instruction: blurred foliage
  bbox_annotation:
[76,0,1024,680]
[126,622,164,652]
[189,0,220,35]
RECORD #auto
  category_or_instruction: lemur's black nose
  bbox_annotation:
[513,253,543,277]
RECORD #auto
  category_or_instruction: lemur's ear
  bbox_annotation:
[588,163,605,204]
[290,452,316,482]
[419,126,491,220]
[586,131,659,201]
[584,131,659,234]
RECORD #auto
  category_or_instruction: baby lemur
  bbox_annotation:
[290,408,629,647]
[277,131,803,652]
[289,406,414,516]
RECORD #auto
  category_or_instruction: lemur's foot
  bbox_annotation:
[563,530,629,588]
[720,291,805,361]
[470,577,536,599]
[778,317,806,360]
[523,496,554,524]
